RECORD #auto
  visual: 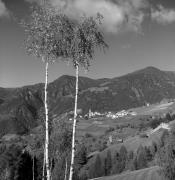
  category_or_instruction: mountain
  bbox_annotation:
[1,66,175,136]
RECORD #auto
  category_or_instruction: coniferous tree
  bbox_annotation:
[119,145,127,172]
[145,146,153,162]
[104,150,112,175]
[111,146,128,175]
[111,151,120,175]
[160,130,169,147]
[128,150,134,160]
[166,113,172,122]
[136,145,147,170]
[89,155,104,178]
[125,150,135,171]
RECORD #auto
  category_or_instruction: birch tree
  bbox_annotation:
[22,4,71,180]
[66,15,108,180]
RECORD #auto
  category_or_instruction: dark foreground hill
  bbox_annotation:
[1,66,175,136]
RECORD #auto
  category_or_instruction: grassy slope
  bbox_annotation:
[130,101,175,116]
[93,128,163,164]
[90,166,165,180]
[77,101,175,138]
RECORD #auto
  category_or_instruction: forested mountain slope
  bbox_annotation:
[1,66,175,136]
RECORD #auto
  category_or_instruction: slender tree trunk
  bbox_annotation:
[64,159,68,180]
[42,148,45,180]
[50,159,53,180]
[69,63,79,180]
[44,60,51,180]
[33,155,35,180]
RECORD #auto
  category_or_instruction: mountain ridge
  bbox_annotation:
[1,66,175,136]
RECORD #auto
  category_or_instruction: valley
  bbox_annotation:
[1,66,175,180]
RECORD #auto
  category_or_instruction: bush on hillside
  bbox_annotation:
[158,125,175,180]
[135,145,148,170]
[104,150,112,176]
[111,146,128,175]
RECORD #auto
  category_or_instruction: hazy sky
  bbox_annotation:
[1,0,175,87]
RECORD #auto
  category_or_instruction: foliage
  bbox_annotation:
[104,150,112,176]
[14,152,35,180]
[149,118,163,129]
[0,144,22,180]
[89,154,104,178]
[158,125,175,180]
[50,116,72,159]
[22,4,72,63]
[105,127,115,134]
[22,4,79,180]
[81,134,107,154]
[111,151,121,174]
[125,151,136,171]
[50,117,72,180]
[119,145,128,171]
[136,145,148,170]
[75,143,87,169]
[166,113,172,122]
[111,146,127,175]
[145,146,153,162]
[65,14,108,69]
[160,130,169,147]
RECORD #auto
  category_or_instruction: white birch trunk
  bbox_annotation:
[42,148,45,180]
[33,155,35,180]
[44,60,51,180]
[69,63,79,180]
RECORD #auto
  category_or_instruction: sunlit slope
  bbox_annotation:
[90,166,164,180]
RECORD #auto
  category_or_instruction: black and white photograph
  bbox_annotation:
[1,0,175,179]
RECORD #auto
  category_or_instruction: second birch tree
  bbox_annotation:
[66,15,108,180]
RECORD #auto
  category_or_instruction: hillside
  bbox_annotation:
[1,66,175,136]
[90,166,164,180]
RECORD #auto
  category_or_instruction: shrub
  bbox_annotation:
[158,129,175,180]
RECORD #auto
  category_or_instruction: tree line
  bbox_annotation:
[70,141,159,180]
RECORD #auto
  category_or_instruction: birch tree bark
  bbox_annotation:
[42,147,45,180]
[69,62,79,180]
[33,155,35,180]
[44,60,51,180]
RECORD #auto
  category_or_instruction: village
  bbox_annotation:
[87,109,137,119]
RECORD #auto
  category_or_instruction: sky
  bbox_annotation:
[1,0,175,87]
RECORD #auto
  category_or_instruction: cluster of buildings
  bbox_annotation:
[88,109,104,118]
[106,110,137,119]
[88,109,137,119]
[68,108,137,120]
